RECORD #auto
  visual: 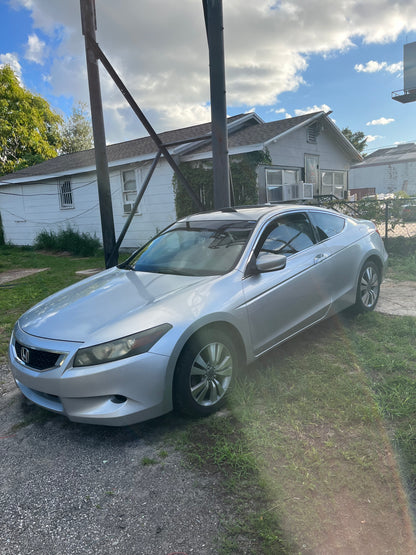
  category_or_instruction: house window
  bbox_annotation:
[122,169,138,214]
[321,170,346,198]
[265,168,300,202]
[58,178,73,208]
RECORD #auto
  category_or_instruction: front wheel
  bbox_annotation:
[173,329,238,417]
[354,261,381,313]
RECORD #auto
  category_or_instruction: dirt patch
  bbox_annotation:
[376,279,416,317]
[0,268,49,285]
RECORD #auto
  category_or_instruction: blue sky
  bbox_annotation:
[2,0,416,153]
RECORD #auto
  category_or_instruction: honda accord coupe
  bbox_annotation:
[9,205,388,426]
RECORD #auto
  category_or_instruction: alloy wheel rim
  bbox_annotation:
[360,266,379,308]
[189,342,233,406]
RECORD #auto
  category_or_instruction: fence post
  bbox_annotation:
[384,200,389,244]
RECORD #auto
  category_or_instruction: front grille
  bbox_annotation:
[15,341,61,371]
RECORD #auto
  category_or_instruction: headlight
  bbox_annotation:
[73,324,172,367]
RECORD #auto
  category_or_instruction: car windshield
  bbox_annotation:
[127,219,256,276]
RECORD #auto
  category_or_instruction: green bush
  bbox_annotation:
[34,227,101,257]
[385,236,416,256]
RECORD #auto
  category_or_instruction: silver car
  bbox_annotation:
[8,205,387,426]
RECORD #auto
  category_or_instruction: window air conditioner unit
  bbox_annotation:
[302,182,314,199]
[284,182,314,201]
[285,183,300,200]
[267,185,284,202]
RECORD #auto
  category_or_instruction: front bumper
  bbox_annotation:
[8,325,173,426]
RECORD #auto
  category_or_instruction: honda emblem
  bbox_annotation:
[21,346,30,364]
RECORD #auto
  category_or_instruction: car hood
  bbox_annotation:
[19,267,211,343]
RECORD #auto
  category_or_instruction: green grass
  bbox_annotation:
[181,313,416,553]
[386,236,416,281]
[387,253,416,281]
[349,313,416,491]
[0,245,107,359]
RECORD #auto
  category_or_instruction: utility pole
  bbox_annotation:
[80,0,117,268]
[203,0,231,209]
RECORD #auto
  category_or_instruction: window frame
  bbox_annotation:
[320,170,347,198]
[121,168,141,215]
[265,167,301,202]
[58,178,73,209]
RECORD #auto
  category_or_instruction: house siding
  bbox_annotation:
[1,161,176,249]
[267,125,351,170]
[265,124,352,196]
[349,161,416,196]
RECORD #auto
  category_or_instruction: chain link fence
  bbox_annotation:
[314,196,416,247]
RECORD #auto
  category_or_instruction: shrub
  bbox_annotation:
[34,227,101,257]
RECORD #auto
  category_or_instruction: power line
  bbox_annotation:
[0,178,98,195]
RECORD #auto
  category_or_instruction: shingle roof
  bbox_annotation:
[351,142,416,168]
[1,111,346,183]
[0,115,244,181]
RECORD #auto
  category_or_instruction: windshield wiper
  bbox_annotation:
[118,261,134,270]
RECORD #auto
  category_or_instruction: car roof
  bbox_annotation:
[180,204,328,224]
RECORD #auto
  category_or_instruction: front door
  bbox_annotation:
[305,154,320,195]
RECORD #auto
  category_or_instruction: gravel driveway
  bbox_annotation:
[0,363,234,555]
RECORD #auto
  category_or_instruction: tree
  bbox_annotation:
[0,65,63,175]
[341,127,367,154]
[60,102,93,154]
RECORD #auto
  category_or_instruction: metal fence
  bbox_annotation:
[314,196,416,245]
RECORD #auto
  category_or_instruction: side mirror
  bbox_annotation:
[256,253,287,272]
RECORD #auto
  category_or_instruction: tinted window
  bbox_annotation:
[311,212,345,241]
[258,213,315,256]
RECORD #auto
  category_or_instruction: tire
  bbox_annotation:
[354,261,380,313]
[173,329,237,417]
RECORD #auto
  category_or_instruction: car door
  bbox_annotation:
[308,210,362,312]
[242,212,332,357]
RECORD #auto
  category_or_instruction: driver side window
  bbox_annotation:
[258,213,316,256]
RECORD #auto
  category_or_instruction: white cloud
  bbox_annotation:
[366,117,395,125]
[10,0,416,142]
[366,135,383,143]
[294,104,332,116]
[355,60,402,74]
[0,52,22,80]
[25,34,46,64]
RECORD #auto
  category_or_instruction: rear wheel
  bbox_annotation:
[354,261,380,312]
[173,329,237,417]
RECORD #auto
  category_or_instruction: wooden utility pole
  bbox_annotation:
[203,0,231,209]
[80,0,117,268]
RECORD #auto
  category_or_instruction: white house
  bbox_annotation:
[0,111,361,249]
[349,143,416,198]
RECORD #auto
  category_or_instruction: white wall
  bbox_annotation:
[112,161,176,250]
[267,124,352,171]
[349,161,416,196]
[0,160,177,248]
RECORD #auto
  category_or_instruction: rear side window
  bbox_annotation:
[311,212,345,241]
